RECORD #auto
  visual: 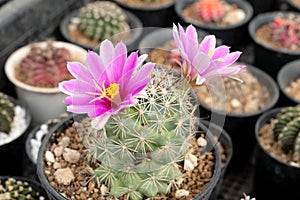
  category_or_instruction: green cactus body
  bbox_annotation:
[0,92,15,133]
[0,178,44,200]
[273,105,300,155]
[85,67,198,199]
[79,1,130,41]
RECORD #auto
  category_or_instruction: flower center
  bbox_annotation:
[87,79,120,103]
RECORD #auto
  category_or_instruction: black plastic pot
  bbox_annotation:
[277,59,300,107]
[248,11,300,79]
[112,0,177,27]
[247,0,279,15]
[37,114,222,200]
[60,9,143,52]
[0,176,48,199]
[287,0,300,11]
[254,107,300,199]
[198,120,233,200]
[197,64,279,170]
[0,95,31,176]
[175,0,253,48]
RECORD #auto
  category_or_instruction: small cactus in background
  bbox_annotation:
[0,178,44,200]
[0,92,15,134]
[17,42,72,88]
[78,1,130,42]
[270,15,300,49]
[196,0,224,23]
[273,105,300,154]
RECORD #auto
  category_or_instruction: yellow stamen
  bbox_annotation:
[208,47,214,58]
[86,80,120,103]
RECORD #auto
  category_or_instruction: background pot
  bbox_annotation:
[60,9,143,52]
[254,107,300,199]
[197,64,279,170]
[247,0,279,15]
[112,0,177,27]
[4,41,87,126]
[0,176,47,198]
[37,114,222,200]
[248,11,300,79]
[277,59,300,107]
[0,95,31,176]
[175,0,253,48]
[198,120,233,200]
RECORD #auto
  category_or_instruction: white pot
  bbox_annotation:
[4,41,87,125]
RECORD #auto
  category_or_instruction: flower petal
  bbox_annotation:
[91,114,111,130]
[212,46,230,60]
[215,51,242,68]
[86,51,109,83]
[200,35,216,55]
[111,42,127,82]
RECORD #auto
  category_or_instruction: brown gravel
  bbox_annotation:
[194,68,271,114]
[116,0,174,7]
[256,24,300,51]
[258,119,300,167]
[285,78,300,102]
[43,120,217,199]
[182,1,245,26]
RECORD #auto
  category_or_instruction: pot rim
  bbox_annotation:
[59,9,143,51]
[277,59,300,104]
[37,114,222,199]
[4,41,87,94]
[255,107,300,169]
[199,64,280,118]
[248,11,300,55]
[175,0,253,30]
[112,0,175,11]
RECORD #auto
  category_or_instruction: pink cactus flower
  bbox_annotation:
[172,23,246,85]
[59,40,154,129]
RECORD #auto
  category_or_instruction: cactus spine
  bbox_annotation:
[270,15,300,48]
[85,67,198,200]
[78,1,130,41]
[0,92,15,134]
[196,0,224,23]
[17,42,72,88]
[273,105,300,154]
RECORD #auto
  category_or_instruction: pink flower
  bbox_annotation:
[172,23,246,85]
[59,40,154,129]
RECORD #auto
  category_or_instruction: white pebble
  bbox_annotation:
[35,130,46,141]
[54,168,75,185]
[100,185,108,195]
[59,136,70,147]
[175,189,189,198]
[197,137,207,147]
[184,159,194,171]
[63,148,80,163]
[45,151,55,163]
[40,124,48,132]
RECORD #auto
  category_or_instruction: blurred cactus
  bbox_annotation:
[270,15,300,48]
[17,42,72,88]
[196,0,224,23]
[78,1,130,41]
[86,67,198,200]
[0,178,44,200]
[0,92,15,134]
[273,105,300,154]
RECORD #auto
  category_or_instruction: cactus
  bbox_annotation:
[78,1,130,41]
[0,178,44,200]
[270,15,300,48]
[273,105,300,154]
[17,42,72,88]
[196,0,224,23]
[84,67,197,200]
[0,92,15,134]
